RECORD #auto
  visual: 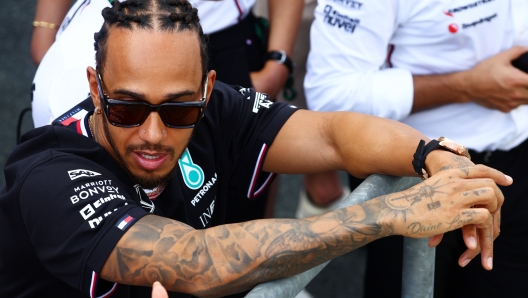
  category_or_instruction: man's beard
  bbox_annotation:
[102,116,189,189]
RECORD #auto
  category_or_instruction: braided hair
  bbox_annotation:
[94,0,208,84]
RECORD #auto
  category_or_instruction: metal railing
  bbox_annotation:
[246,174,434,298]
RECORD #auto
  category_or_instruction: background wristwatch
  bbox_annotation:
[265,50,294,74]
[412,136,471,180]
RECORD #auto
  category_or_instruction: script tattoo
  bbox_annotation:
[446,210,477,230]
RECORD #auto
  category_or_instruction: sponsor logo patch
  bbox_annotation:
[323,5,360,34]
[447,0,494,15]
[252,92,273,113]
[332,0,363,10]
[179,148,205,190]
[116,214,135,231]
[68,169,102,180]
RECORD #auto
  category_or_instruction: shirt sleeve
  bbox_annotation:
[210,84,299,200]
[18,154,149,296]
[304,0,414,120]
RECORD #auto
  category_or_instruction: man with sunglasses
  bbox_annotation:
[0,0,512,297]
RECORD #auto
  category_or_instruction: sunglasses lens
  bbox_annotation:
[108,104,148,126]
[160,106,201,127]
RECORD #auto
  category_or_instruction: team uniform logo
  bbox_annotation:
[179,149,205,190]
[134,184,155,213]
[115,214,136,231]
[68,169,101,180]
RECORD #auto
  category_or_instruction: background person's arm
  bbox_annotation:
[101,165,508,297]
[249,0,303,99]
[412,46,528,113]
[30,0,72,65]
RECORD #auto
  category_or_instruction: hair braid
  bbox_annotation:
[94,0,208,85]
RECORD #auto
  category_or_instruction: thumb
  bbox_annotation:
[504,46,528,61]
[152,281,169,298]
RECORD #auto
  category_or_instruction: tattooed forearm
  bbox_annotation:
[100,169,490,296]
[101,201,393,296]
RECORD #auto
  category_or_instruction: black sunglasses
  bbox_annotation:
[96,71,208,128]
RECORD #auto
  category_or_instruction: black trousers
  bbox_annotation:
[354,137,528,298]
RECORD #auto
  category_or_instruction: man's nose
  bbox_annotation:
[138,111,165,143]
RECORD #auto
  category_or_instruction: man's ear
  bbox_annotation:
[87,66,100,109]
[205,70,216,105]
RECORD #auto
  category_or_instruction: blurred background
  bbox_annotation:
[0,1,365,297]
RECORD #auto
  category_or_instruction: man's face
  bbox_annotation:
[89,28,213,188]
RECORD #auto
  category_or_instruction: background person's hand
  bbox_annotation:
[152,281,168,298]
[461,46,528,112]
[250,60,289,100]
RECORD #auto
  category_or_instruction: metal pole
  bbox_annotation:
[245,174,431,298]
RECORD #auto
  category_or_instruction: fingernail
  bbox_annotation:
[153,281,161,287]
[487,257,493,269]
[467,236,476,248]
[505,175,513,183]
[461,259,471,267]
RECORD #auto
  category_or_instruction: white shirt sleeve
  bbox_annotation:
[304,0,413,120]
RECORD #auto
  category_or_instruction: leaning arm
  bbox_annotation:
[264,109,461,179]
[101,165,507,297]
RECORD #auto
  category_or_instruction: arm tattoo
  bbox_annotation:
[101,200,395,295]
[101,176,456,295]
[438,155,473,176]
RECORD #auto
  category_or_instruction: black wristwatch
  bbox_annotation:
[265,50,294,74]
[412,137,471,180]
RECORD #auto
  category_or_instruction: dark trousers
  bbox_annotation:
[355,137,528,298]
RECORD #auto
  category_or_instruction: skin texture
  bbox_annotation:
[92,27,512,297]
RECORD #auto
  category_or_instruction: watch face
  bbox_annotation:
[437,137,471,160]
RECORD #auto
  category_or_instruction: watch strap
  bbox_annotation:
[412,139,441,180]
[265,50,294,74]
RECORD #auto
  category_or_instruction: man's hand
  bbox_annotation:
[460,46,528,112]
[383,165,512,270]
[250,60,289,100]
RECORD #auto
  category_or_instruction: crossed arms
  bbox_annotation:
[101,110,511,297]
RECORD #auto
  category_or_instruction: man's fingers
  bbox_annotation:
[492,208,501,240]
[428,234,444,247]
[457,165,512,187]
[458,186,500,212]
[456,208,494,270]
[477,217,494,270]
[461,224,477,250]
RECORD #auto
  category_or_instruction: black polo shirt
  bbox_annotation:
[0,81,298,297]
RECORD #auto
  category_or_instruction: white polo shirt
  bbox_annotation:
[32,0,255,128]
[305,0,528,152]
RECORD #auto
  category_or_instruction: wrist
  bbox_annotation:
[265,50,294,75]
[413,137,471,180]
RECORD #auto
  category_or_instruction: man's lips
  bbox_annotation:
[132,151,169,171]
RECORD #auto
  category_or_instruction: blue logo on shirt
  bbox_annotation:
[178,148,204,190]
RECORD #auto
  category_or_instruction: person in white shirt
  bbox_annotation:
[31,0,302,128]
[305,0,528,297]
